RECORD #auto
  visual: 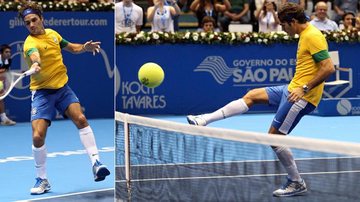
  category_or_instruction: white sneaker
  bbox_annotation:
[186,115,207,126]
[0,119,16,126]
[92,160,111,182]
[30,178,51,195]
[273,177,307,197]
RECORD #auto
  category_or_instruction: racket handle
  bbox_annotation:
[24,68,37,76]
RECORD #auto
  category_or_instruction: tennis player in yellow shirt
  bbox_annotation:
[187,3,335,197]
[19,2,110,195]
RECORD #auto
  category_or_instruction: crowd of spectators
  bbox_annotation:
[0,0,113,3]
[115,0,360,33]
[2,0,358,32]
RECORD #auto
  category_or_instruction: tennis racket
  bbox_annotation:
[0,68,36,100]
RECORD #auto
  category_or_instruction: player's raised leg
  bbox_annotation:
[64,102,110,182]
[187,88,269,126]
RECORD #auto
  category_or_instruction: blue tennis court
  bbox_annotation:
[0,119,114,202]
[116,113,360,201]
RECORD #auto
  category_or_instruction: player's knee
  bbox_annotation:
[243,89,257,106]
[32,133,45,147]
[244,88,267,106]
[75,114,88,128]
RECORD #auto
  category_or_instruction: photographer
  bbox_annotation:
[0,44,16,126]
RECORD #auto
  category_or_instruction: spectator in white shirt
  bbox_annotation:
[256,0,281,32]
[147,0,181,32]
[115,0,143,33]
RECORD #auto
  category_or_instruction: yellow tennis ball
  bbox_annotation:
[138,62,164,88]
[0,81,3,91]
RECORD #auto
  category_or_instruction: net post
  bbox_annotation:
[123,114,131,200]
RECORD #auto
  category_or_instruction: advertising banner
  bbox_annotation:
[117,43,360,115]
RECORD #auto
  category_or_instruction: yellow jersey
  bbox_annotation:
[23,28,69,90]
[288,24,330,106]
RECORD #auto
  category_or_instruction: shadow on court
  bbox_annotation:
[20,189,114,202]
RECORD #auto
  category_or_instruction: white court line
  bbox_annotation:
[0,147,114,163]
[116,170,360,183]
[15,188,114,202]
[116,156,360,168]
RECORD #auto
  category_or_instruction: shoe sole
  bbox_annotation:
[0,123,16,126]
[186,116,197,125]
[95,167,111,182]
[273,188,307,197]
[30,187,51,195]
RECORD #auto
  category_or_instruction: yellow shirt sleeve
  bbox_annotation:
[23,38,39,67]
[306,34,330,63]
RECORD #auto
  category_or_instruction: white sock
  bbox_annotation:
[202,98,249,125]
[0,113,8,121]
[272,146,302,182]
[79,126,99,165]
[32,144,47,179]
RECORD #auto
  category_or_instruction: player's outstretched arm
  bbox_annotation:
[64,40,101,55]
[28,51,41,74]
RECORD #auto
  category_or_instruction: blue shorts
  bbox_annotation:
[265,85,316,134]
[31,84,79,122]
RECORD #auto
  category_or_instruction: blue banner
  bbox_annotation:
[1,12,114,122]
[313,98,360,116]
[116,43,360,115]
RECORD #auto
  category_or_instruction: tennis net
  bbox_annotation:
[115,112,360,201]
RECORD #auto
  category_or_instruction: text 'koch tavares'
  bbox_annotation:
[121,81,166,109]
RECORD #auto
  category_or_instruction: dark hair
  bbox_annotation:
[262,1,277,16]
[199,0,216,12]
[342,11,355,21]
[0,44,11,53]
[278,2,307,24]
[18,2,43,20]
[202,16,216,26]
